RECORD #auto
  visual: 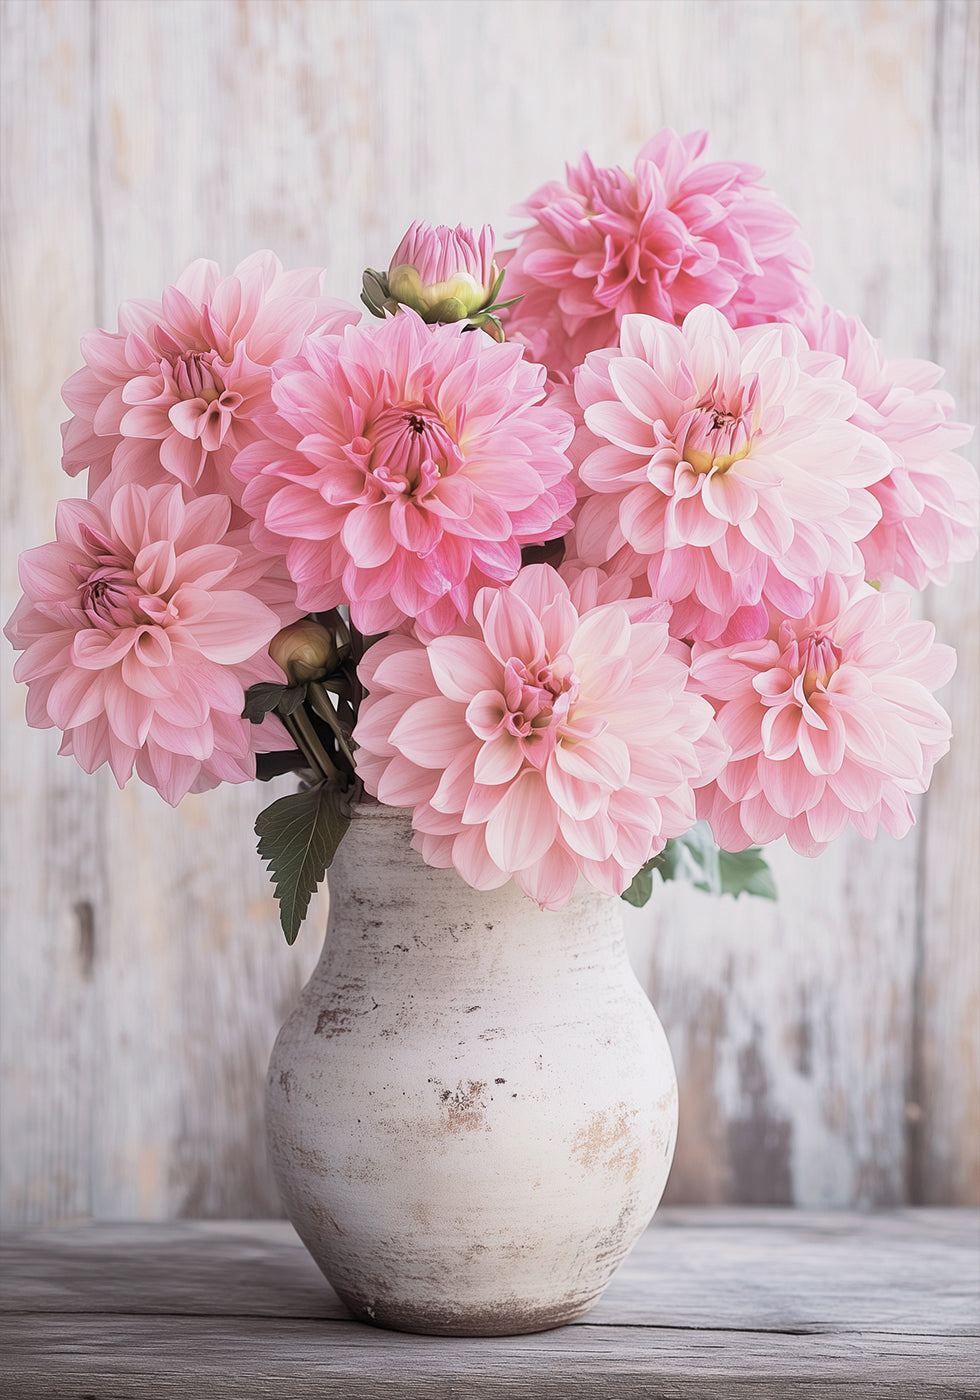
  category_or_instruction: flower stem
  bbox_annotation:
[307,682,357,772]
[281,707,342,787]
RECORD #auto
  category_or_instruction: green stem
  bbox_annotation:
[307,683,357,772]
[281,708,341,787]
[348,623,366,717]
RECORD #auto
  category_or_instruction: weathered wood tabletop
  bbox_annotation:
[1,1208,977,1398]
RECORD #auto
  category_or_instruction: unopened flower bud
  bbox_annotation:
[269,620,338,685]
[386,221,500,322]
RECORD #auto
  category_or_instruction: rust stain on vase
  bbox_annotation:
[431,1078,489,1133]
[314,986,379,1038]
[571,1104,642,1181]
[315,1006,351,1037]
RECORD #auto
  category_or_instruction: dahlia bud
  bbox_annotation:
[361,222,508,332]
[269,620,339,685]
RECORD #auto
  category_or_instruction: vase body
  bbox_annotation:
[265,804,677,1336]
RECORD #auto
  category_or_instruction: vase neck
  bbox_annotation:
[316,805,628,992]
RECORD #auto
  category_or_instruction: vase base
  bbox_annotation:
[337,1287,597,1337]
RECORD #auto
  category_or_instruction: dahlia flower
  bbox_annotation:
[500,128,816,379]
[4,482,297,805]
[689,575,955,857]
[233,310,576,638]
[352,564,726,909]
[61,251,359,500]
[800,304,978,588]
[568,306,892,642]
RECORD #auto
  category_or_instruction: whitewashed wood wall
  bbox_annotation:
[1,0,977,1224]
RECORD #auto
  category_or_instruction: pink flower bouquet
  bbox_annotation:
[6,132,977,941]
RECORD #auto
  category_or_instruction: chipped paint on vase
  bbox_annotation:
[265,804,677,1336]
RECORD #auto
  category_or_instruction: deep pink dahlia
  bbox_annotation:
[800,304,978,588]
[352,564,726,909]
[4,482,298,805]
[61,251,359,500]
[232,310,576,638]
[500,128,816,379]
[568,306,892,642]
[689,575,955,857]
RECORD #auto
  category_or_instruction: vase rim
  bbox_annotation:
[349,799,412,821]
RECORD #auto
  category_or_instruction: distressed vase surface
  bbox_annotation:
[265,804,677,1336]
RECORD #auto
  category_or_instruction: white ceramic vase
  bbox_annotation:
[265,804,677,1336]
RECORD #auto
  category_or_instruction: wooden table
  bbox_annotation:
[2,1208,977,1398]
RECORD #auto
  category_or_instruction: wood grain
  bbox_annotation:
[914,0,980,1207]
[1,1212,977,1398]
[1,0,978,1222]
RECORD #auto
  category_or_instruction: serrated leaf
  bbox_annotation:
[621,823,777,906]
[255,782,352,944]
[242,682,287,723]
[717,846,778,901]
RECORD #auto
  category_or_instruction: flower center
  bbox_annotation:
[73,532,147,631]
[173,350,224,404]
[367,403,462,496]
[781,628,843,697]
[681,393,753,474]
[501,653,579,767]
[149,328,244,449]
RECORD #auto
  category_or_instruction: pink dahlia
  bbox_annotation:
[689,575,955,857]
[800,304,978,588]
[568,306,892,642]
[352,564,726,909]
[500,128,816,379]
[232,310,576,638]
[4,482,298,805]
[61,251,359,500]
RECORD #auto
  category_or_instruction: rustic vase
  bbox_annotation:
[265,803,677,1336]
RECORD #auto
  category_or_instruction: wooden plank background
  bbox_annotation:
[1,0,977,1223]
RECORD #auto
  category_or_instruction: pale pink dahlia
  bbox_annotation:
[4,482,297,805]
[61,251,359,500]
[232,310,576,637]
[800,304,978,588]
[568,306,892,642]
[352,564,726,909]
[500,128,816,379]
[689,575,955,857]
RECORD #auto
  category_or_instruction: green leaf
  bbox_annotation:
[277,683,308,716]
[621,823,777,907]
[621,863,654,908]
[717,846,778,901]
[669,823,722,895]
[242,682,287,723]
[255,782,352,944]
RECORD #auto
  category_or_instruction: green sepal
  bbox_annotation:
[422,296,469,323]
[360,268,392,318]
[487,264,507,305]
[255,781,352,944]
